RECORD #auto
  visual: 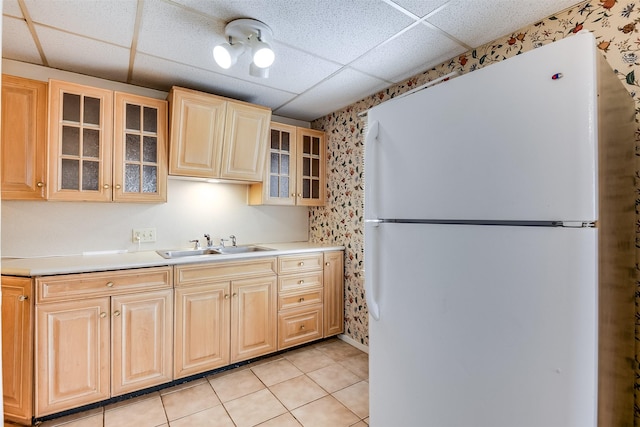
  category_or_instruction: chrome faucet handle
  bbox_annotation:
[204,233,212,247]
[220,238,228,248]
[189,239,200,250]
[229,235,237,247]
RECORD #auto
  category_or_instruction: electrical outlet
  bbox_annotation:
[132,228,156,243]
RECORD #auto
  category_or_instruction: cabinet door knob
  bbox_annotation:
[113,310,121,317]
[298,280,304,284]
[224,294,230,299]
[299,297,305,303]
[100,312,107,318]
[106,282,114,288]
[300,324,305,330]
[232,293,237,298]
[103,184,110,189]
[298,262,304,266]
[36,182,44,188]
[18,295,28,301]
[115,184,122,190]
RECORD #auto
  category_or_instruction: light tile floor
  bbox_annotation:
[10,338,368,427]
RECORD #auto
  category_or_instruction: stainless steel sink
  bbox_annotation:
[156,245,274,259]
[156,248,222,259]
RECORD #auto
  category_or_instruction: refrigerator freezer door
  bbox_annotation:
[366,32,598,222]
[366,223,597,427]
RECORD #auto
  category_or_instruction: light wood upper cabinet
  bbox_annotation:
[48,80,167,202]
[2,276,34,425]
[1,75,48,200]
[48,80,113,201]
[113,92,168,202]
[249,124,326,206]
[168,86,271,182]
[168,87,225,178]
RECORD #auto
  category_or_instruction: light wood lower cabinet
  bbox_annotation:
[323,251,345,337]
[2,276,34,425]
[34,267,172,417]
[173,258,277,379]
[231,276,277,362]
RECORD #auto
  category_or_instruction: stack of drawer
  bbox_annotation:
[277,252,324,350]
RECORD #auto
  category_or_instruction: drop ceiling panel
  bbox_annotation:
[3,0,22,18]
[351,23,466,83]
[22,0,137,47]
[426,0,583,47]
[274,68,389,121]
[137,0,226,71]
[36,25,130,82]
[2,16,42,64]
[132,53,297,109]
[171,0,417,65]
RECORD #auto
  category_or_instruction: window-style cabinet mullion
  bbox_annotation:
[48,80,113,201]
[296,128,326,206]
[113,92,167,202]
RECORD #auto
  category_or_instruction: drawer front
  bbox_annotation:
[36,267,172,303]
[277,305,323,350]
[278,253,323,274]
[175,258,277,286]
[278,288,323,311]
[278,271,323,293]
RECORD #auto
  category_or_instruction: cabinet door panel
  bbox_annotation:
[220,102,271,181]
[231,276,277,363]
[1,75,47,200]
[114,92,167,202]
[48,80,113,201]
[296,128,325,206]
[111,290,173,396]
[36,298,110,416]
[174,283,230,378]
[168,87,225,178]
[324,251,344,337]
[2,276,34,424]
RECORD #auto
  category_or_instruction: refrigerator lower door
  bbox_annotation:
[366,223,597,427]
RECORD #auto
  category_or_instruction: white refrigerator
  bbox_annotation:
[364,32,636,427]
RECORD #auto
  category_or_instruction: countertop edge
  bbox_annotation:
[1,242,346,277]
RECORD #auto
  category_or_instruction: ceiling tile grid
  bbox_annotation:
[2,0,584,121]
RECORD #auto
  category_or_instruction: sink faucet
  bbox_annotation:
[189,239,200,250]
[230,235,237,247]
[220,237,228,248]
[204,234,213,248]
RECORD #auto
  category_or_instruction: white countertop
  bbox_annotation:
[1,242,345,277]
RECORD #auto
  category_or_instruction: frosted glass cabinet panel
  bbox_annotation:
[249,124,325,206]
[297,129,324,205]
[48,80,113,201]
[113,92,167,202]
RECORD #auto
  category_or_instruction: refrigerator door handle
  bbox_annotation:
[364,221,381,321]
[365,120,380,220]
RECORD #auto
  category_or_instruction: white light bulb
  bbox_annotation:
[252,39,275,68]
[213,44,233,69]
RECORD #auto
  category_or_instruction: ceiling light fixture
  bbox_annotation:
[213,19,275,77]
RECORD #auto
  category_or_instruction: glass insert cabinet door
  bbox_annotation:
[48,80,113,201]
[266,123,297,205]
[113,92,167,202]
[296,128,326,206]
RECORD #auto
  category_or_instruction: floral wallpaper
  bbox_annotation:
[309,0,640,421]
